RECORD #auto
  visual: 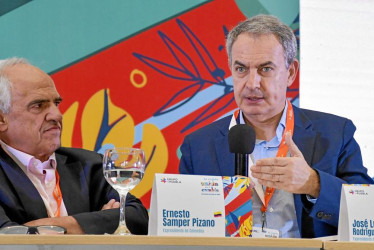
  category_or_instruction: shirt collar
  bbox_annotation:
[238,100,288,146]
[0,140,56,170]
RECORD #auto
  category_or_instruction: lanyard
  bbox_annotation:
[260,99,294,228]
[52,170,62,217]
[231,99,295,229]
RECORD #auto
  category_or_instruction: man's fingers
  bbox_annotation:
[255,157,288,167]
[101,199,120,210]
[285,132,302,157]
[251,164,284,175]
[257,178,283,189]
[252,171,284,182]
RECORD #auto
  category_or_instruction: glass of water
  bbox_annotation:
[103,147,145,235]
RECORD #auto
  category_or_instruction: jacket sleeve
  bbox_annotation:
[302,119,374,228]
[70,150,148,235]
[72,193,149,234]
[179,135,194,175]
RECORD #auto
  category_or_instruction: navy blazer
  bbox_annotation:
[0,147,148,234]
[179,105,374,238]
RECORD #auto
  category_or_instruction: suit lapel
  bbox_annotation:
[0,147,48,220]
[215,117,235,176]
[56,153,90,215]
[291,106,317,235]
[292,106,316,168]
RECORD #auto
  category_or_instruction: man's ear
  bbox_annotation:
[287,59,299,87]
[0,112,8,132]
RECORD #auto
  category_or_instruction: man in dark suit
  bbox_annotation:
[0,58,148,234]
[179,15,374,238]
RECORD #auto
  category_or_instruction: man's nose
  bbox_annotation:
[46,104,63,122]
[246,70,261,89]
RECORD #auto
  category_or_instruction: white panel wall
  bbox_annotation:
[300,0,374,177]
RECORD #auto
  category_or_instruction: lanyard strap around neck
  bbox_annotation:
[260,99,295,214]
[53,170,62,217]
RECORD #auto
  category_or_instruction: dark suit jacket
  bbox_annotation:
[179,105,374,238]
[0,147,148,234]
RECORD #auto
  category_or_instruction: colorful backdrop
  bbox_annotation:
[0,0,299,208]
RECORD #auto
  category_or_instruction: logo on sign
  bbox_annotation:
[201,181,219,187]
[200,181,220,194]
[160,177,181,184]
[349,189,368,195]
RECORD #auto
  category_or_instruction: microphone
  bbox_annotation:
[228,124,256,176]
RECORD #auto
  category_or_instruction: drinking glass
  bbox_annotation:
[103,147,145,235]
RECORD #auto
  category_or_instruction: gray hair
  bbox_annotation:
[0,57,29,114]
[226,14,297,69]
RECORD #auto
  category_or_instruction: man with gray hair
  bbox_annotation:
[179,14,373,238]
[0,58,148,234]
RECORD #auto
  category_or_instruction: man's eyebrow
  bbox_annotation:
[233,60,277,69]
[233,60,247,67]
[28,99,48,107]
[27,97,62,108]
[259,61,276,68]
[55,97,63,103]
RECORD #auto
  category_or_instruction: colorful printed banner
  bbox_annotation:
[223,176,252,237]
[0,0,299,209]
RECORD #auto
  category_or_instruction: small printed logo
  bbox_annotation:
[201,187,220,192]
[160,177,181,184]
[201,181,219,187]
[200,180,220,194]
[349,189,368,195]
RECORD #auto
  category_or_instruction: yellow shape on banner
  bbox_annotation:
[81,89,134,150]
[61,102,79,147]
[101,113,135,150]
[239,215,253,237]
[130,69,147,88]
[131,123,168,198]
[234,177,251,194]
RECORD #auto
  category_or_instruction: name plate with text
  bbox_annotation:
[148,174,225,237]
[338,184,374,242]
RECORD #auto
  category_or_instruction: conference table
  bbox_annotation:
[0,235,373,250]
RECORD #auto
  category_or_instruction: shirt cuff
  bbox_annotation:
[306,194,317,204]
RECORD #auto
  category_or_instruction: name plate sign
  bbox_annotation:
[338,184,374,242]
[148,174,225,237]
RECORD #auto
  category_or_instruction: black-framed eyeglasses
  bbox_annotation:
[0,225,66,235]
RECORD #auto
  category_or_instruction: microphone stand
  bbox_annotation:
[235,153,248,176]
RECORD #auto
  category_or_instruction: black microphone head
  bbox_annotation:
[228,124,256,154]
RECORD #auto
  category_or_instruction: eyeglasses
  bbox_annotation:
[0,225,66,235]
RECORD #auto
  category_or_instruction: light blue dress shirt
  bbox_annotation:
[239,101,301,238]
